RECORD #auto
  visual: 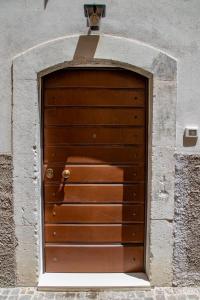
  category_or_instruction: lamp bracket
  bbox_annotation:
[84,4,106,18]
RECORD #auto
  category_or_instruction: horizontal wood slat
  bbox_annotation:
[45,107,144,126]
[44,127,145,145]
[44,145,145,163]
[45,245,144,272]
[44,164,145,183]
[45,204,144,223]
[44,183,145,203]
[44,88,145,107]
[44,69,146,89]
[45,224,144,243]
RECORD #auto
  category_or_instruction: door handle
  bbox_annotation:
[62,169,70,179]
[58,169,70,193]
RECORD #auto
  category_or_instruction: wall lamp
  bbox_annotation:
[84,4,106,31]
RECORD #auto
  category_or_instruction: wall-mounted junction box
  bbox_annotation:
[184,127,198,138]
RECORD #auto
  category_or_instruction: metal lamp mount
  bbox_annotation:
[84,4,106,31]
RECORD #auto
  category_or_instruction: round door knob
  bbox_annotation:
[62,169,70,179]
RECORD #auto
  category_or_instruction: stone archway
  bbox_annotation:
[12,34,177,286]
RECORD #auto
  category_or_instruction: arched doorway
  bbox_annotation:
[12,34,177,285]
[42,67,148,273]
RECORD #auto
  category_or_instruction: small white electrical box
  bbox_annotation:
[184,127,198,138]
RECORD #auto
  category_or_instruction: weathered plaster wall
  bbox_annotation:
[0,155,16,287]
[0,0,200,287]
[174,155,200,286]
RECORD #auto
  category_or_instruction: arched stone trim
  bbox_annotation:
[12,34,177,286]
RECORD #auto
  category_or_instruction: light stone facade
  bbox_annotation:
[0,0,200,288]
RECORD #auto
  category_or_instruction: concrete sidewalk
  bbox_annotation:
[0,287,200,300]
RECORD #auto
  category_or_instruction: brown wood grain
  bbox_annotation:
[45,245,144,272]
[45,204,144,223]
[44,69,146,88]
[44,164,145,183]
[44,183,145,203]
[45,107,144,126]
[45,224,144,243]
[44,127,145,145]
[44,88,145,107]
[44,145,145,163]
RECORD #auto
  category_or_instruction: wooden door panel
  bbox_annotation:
[44,165,145,183]
[43,68,147,273]
[44,69,146,88]
[44,184,145,203]
[45,204,144,223]
[44,145,145,163]
[45,224,144,243]
[45,245,144,272]
[44,127,144,145]
[44,88,145,107]
[45,108,144,126]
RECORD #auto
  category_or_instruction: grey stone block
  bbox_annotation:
[76,292,98,300]
[152,53,177,81]
[1,289,11,295]
[18,295,32,300]
[187,296,199,300]
[10,288,20,295]
[156,295,166,300]
[177,295,187,300]
[167,296,177,300]
[0,296,8,300]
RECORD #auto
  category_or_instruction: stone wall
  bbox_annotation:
[173,154,200,286]
[0,155,16,287]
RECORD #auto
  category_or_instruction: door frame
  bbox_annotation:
[12,34,177,286]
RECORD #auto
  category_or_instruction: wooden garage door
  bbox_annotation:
[43,68,147,273]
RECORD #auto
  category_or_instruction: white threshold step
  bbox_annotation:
[38,273,150,290]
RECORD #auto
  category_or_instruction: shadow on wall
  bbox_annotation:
[44,0,48,9]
